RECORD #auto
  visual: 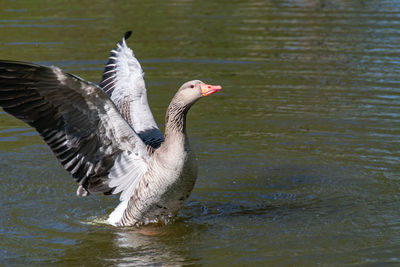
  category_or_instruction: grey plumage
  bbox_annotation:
[99,32,164,150]
[0,61,149,197]
[0,33,221,227]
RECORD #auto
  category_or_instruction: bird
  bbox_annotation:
[0,31,222,227]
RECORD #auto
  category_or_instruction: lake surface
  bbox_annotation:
[1,0,399,265]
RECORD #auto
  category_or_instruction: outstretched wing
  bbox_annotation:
[0,60,148,201]
[99,31,164,150]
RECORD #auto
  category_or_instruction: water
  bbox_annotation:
[1,0,399,265]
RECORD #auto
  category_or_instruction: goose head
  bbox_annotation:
[173,80,222,108]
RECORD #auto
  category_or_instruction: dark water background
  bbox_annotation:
[0,0,399,265]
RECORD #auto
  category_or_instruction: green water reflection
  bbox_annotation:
[1,0,399,265]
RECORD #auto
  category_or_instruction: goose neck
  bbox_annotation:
[164,102,189,138]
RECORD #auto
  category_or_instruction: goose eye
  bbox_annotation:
[190,85,194,88]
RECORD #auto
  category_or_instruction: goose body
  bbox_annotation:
[0,32,221,227]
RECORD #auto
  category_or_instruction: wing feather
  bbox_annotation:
[99,32,164,149]
[0,60,149,199]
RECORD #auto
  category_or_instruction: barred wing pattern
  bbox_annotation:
[99,31,164,149]
[0,61,149,199]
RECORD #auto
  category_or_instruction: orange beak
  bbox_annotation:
[200,83,222,96]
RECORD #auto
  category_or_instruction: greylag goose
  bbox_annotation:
[0,31,222,227]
